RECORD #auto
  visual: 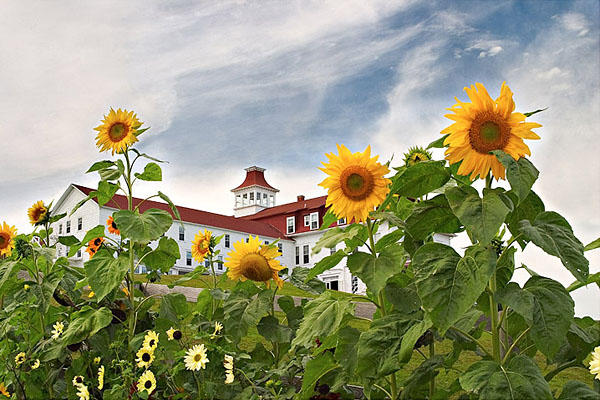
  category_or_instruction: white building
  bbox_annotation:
[50,167,451,294]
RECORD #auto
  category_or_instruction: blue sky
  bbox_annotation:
[0,0,598,316]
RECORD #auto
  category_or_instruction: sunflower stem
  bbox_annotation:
[124,150,136,365]
[429,340,435,398]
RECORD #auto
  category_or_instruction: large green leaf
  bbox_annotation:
[33,271,63,314]
[480,356,552,400]
[140,237,180,273]
[290,266,325,294]
[257,315,293,343]
[223,288,272,343]
[347,244,407,295]
[460,360,501,394]
[159,293,189,322]
[584,237,600,252]
[84,250,129,302]
[0,261,20,295]
[300,352,340,398]
[524,276,574,358]
[519,211,589,282]
[292,292,354,348]
[495,282,535,324]
[446,186,512,244]
[113,208,172,244]
[305,250,346,281]
[335,326,360,375]
[400,355,445,399]
[505,190,545,248]
[398,318,432,364]
[406,194,462,240]
[60,306,113,346]
[96,180,119,207]
[356,313,416,377]
[414,243,496,334]
[312,225,363,254]
[492,150,539,203]
[557,380,600,399]
[390,161,450,199]
[134,162,162,181]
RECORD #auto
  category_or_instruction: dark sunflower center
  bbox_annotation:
[173,331,182,340]
[76,377,82,384]
[149,339,155,347]
[108,122,129,142]
[194,354,202,362]
[111,221,118,229]
[239,253,272,282]
[469,112,510,154]
[142,353,150,362]
[339,166,375,201]
[32,207,46,222]
[145,380,152,389]
[0,234,7,248]
[93,238,102,246]
[89,247,96,254]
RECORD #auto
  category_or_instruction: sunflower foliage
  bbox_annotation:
[0,86,599,400]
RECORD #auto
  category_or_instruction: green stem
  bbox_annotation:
[429,340,435,399]
[448,326,494,359]
[544,360,582,382]
[123,151,136,359]
[489,272,501,363]
[501,327,530,364]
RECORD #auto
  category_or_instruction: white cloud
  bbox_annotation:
[554,12,590,36]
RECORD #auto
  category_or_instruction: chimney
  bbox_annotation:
[297,195,305,202]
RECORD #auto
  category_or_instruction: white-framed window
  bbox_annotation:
[179,225,185,241]
[249,192,254,204]
[303,244,309,264]
[186,250,192,266]
[330,245,336,256]
[338,217,347,225]
[256,192,261,204]
[295,246,300,265]
[77,217,83,231]
[263,193,268,205]
[310,212,319,230]
[217,255,224,271]
[304,215,310,227]
[66,220,71,233]
[269,195,274,207]
[287,216,295,234]
[325,280,339,291]
[205,260,210,268]
[236,194,241,207]
[76,249,82,258]
[351,276,359,294]
[243,193,248,206]
[59,224,63,234]
[278,243,283,255]
[225,234,230,248]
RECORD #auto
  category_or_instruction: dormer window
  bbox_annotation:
[287,216,295,234]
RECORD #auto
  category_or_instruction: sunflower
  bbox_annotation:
[0,222,17,257]
[94,356,101,364]
[15,352,26,365]
[27,200,48,226]
[403,146,432,167]
[72,376,84,386]
[31,359,40,370]
[94,108,143,155]
[319,145,391,223]
[76,384,89,400]
[224,355,234,384]
[98,365,105,390]
[191,229,212,263]
[0,382,10,398]
[225,236,284,288]
[106,216,120,235]
[143,331,159,350]
[590,346,600,380]
[136,346,155,369]
[441,82,542,180]
[210,321,223,339]
[166,327,182,341]
[51,321,64,339]
[184,344,209,371]
[138,370,156,394]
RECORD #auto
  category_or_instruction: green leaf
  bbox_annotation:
[368,244,408,295]
[257,315,293,343]
[141,237,181,273]
[492,151,539,203]
[400,355,445,399]
[584,237,600,252]
[519,211,588,282]
[96,180,119,207]
[69,191,96,216]
[524,276,574,358]
[505,190,545,248]
[86,160,115,173]
[496,246,516,288]
[159,293,189,322]
[375,228,405,253]
[292,292,354,348]
[398,318,432,364]
[130,148,165,163]
[223,289,272,343]
[523,107,548,117]
[32,271,63,314]
[313,224,363,254]
[335,326,360,375]
[135,162,162,181]
[460,360,501,394]
[566,272,600,292]
[385,276,421,314]
[406,194,462,240]
[68,225,106,257]
[58,235,79,246]
[480,356,552,400]
[157,191,182,226]
[0,261,21,295]
[446,186,512,244]
[495,282,535,323]
[290,266,325,294]
[370,211,408,229]
[356,313,416,377]
[84,250,129,302]
[390,161,451,199]
[557,381,600,400]
[113,208,172,244]
[414,243,496,334]
[305,250,346,281]
[427,134,450,149]
[60,306,113,346]
[320,210,338,230]
[300,352,339,398]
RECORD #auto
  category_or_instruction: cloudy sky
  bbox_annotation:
[1,0,598,316]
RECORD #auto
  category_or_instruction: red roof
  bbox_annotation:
[244,195,327,220]
[231,166,278,192]
[73,184,289,240]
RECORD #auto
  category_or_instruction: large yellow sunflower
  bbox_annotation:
[441,82,542,180]
[319,144,391,223]
[94,108,142,155]
[0,222,17,257]
[225,236,284,288]
[27,201,48,225]
[138,370,156,394]
[191,229,211,263]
